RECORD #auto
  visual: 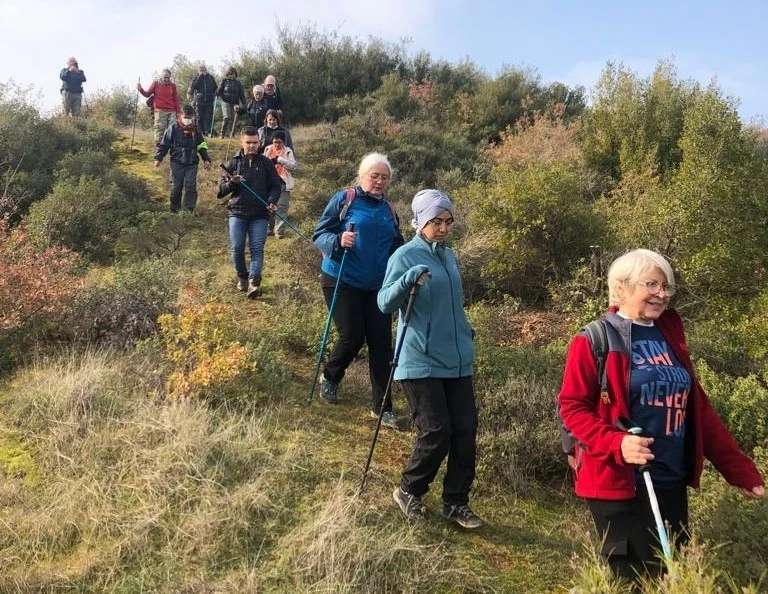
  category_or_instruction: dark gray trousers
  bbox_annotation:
[170,161,198,213]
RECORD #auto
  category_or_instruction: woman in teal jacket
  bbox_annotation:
[378,189,482,529]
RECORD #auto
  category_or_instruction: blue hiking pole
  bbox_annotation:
[359,283,420,493]
[307,222,356,405]
[615,417,673,561]
[219,163,312,243]
[210,96,217,137]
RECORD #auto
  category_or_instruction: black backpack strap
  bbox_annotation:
[583,319,609,403]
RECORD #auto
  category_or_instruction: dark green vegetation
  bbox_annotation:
[1,31,767,592]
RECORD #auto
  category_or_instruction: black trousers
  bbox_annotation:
[400,376,477,505]
[322,284,393,412]
[169,161,198,213]
[587,482,688,581]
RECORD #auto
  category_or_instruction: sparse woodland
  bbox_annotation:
[0,25,766,593]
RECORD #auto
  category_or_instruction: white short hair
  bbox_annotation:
[607,249,675,306]
[355,153,393,184]
[253,84,264,93]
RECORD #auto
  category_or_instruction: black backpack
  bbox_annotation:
[559,318,610,455]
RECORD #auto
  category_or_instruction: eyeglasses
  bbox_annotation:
[426,217,454,228]
[367,172,390,182]
[633,280,677,296]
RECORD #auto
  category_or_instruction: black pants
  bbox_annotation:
[400,376,477,505]
[169,161,198,213]
[587,483,688,581]
[195,102,214,136]
[322,284,393,412]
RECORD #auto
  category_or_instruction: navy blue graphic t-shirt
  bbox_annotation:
[628,323,692,487]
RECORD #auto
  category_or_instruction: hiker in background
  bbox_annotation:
[262,74,283,112]
[153,105,211,214]
[59,56,86,117]
[258,109,293,153]
[187,63,217,136]
[312,153,404,428]
[246,84,268,129]
[263,130,296,238]
[558,248,764,582]
[216,66,246,138]
[218,126,282,299]
[138,69,181,146]
[378,189,483,529]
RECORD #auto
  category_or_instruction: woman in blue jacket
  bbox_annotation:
[312,153,404,428]
[378,189,482,529]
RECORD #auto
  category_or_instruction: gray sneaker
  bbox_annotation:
[320,376,338,403]
[393,487,425,520]
[370,410,399,430]
[246,278,262,299]
[442,503,484,529]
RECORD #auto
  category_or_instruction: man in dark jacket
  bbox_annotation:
[217,126,282,298]
[187,64,217,136]
[262,74,283,112]
[59,56,86,117]
[154,105,211,213]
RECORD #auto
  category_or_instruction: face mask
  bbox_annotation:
[182,118,193,125]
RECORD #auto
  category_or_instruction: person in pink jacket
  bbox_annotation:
[558,248,764,582]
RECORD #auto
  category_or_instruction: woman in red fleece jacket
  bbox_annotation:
[138,68,181,146]
[558,248,763,582]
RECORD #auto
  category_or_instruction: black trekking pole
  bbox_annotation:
[615,417,672,561]
[307,223,355,405]
[130,76,140,150]
[359,283,420,494]
[219,163,312,243]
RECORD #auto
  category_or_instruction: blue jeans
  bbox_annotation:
[228,216,268,281]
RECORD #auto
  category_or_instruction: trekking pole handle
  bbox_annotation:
[615,417,651,473]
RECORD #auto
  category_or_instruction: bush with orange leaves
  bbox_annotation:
[0,213,83,337]
[158,301,268,403]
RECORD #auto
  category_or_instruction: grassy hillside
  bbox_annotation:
[1,124,765,594]
[0,127,592,593]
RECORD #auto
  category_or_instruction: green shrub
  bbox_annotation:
[55,148,114,180]
[695,361,768,455]
[691,448,768,587]
[65,257,180,349]
[116,210,195,259]
[459,160,605,302]
[0,96,114,218]
[469,303,568,489]
[85,85,139,127]
[25,170,153,262]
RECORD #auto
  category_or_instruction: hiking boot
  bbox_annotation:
[236,277,248,292]
[393,487,425,520]
[246,278,262,299]
[319,376,338,403]
[442,503,484,529]
[370,410,399,430]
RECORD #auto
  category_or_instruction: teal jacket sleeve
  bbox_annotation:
[378,253,429,314]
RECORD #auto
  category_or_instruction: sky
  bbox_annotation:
[1,0,766,124]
